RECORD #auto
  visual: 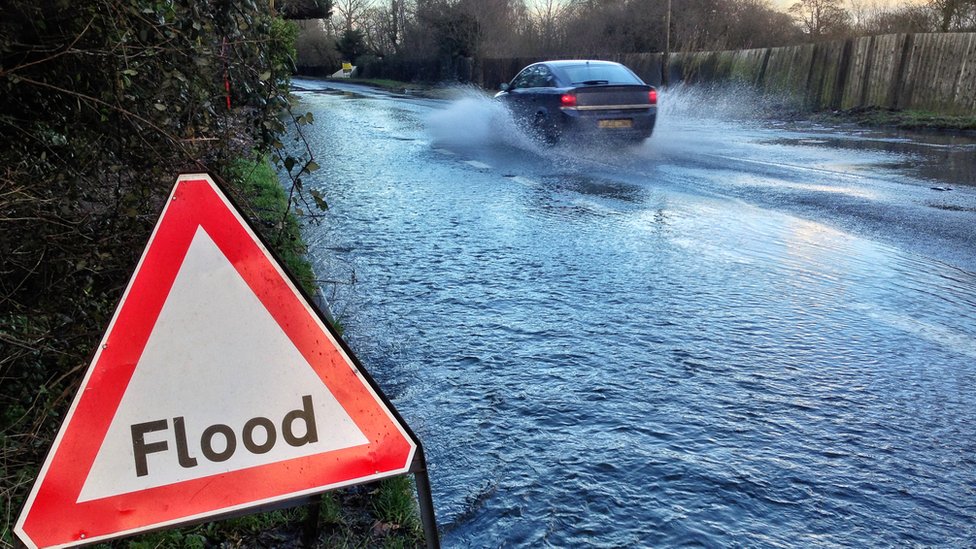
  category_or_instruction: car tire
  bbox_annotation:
[533,113,560,145]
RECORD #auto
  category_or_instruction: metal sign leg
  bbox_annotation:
[412,450,440,549]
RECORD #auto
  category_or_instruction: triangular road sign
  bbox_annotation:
[16,174,418,548]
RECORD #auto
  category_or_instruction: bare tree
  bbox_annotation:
[389,0,407,52]
[671,0,729,52]
[295,19,343,70]
[530,0,572,54]
[361,2,408,55]
[362,0,875,63]
[451,0,531,57]
[847,0,874,32]
[724,0,803,48]
[332,0,372,33]
[958,1,976,29]
[868,3,939,33]
[929,0,976,30]
[790,0,851,37]
[550,0,640,54]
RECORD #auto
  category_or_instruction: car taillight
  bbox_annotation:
[560,94,577,107]
[648,89,658,105]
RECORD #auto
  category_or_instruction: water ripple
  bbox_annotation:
[297,90,976,548]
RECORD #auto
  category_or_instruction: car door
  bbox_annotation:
[505,65,551,121]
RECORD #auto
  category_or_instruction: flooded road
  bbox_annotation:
[291,79,976,547]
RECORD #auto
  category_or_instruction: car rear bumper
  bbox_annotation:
[559,106,656,141]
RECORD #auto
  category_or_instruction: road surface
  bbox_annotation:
[292,78,976,547]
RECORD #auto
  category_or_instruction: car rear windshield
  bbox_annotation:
[555,64,643,85]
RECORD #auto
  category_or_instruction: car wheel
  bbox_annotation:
[533,113,560,145]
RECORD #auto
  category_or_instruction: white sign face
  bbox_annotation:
[78,228,369,502]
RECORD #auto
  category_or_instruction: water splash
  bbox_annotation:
[657,82,801,122]
[640,83,798,158]
[424,83,803,164]
[425,88,539,150]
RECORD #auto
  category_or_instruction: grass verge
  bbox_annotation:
[338,78,465,99]
[344,78,427,92]
[226,157,317,294]
[813,107,976,131]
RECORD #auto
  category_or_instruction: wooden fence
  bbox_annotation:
[346,32,976,115]
[665,33,976,115]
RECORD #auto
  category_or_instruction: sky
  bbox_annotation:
[525,0,927,14]
[761,0,924,12]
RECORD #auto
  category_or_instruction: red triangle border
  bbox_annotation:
[16,175,417,548]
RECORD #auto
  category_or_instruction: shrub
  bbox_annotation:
[0,0,303,538]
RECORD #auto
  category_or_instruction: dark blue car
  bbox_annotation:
[495,60,658,145]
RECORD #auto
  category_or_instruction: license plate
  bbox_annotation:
[599,119,632,129]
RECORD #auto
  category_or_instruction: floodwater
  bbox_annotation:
[291,79,976,547]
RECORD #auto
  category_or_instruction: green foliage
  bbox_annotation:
[818,107,976,130]
[271,18,301,73]
[220,506,307,532]
[372,476,422,536]
[277,0,332,20]
[0,2,427,548]
[98,506,306,548]
[319,492,345,526]
[0,2,425,546]
[337,28,369,61]
[226,156,317,294]
[110,482,424,548]
[113,528,208,549]
[0,0,310,541]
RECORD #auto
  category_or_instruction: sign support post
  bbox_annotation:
[412,449,440,549]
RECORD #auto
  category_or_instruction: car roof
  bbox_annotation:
[539,60,623,68]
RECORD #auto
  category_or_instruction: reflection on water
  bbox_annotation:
[294,85,976,547]
[649,84,976,188]
[766,131,976,187]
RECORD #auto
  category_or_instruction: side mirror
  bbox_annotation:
[499,82,510,92]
